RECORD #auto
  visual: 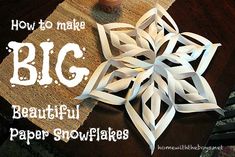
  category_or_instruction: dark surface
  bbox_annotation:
[207,87,235,147]
[0,0,235,157]
[0,0,64,62]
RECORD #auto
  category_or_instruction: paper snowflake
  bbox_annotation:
[76,4,224,154]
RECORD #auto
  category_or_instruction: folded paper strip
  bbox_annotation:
[76,4,224,154]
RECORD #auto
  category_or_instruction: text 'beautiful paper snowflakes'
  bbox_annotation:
[76,4,224,154]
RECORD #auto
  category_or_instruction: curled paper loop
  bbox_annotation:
[76,3,224,154]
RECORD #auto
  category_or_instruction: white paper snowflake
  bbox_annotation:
[76,4,224,154]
